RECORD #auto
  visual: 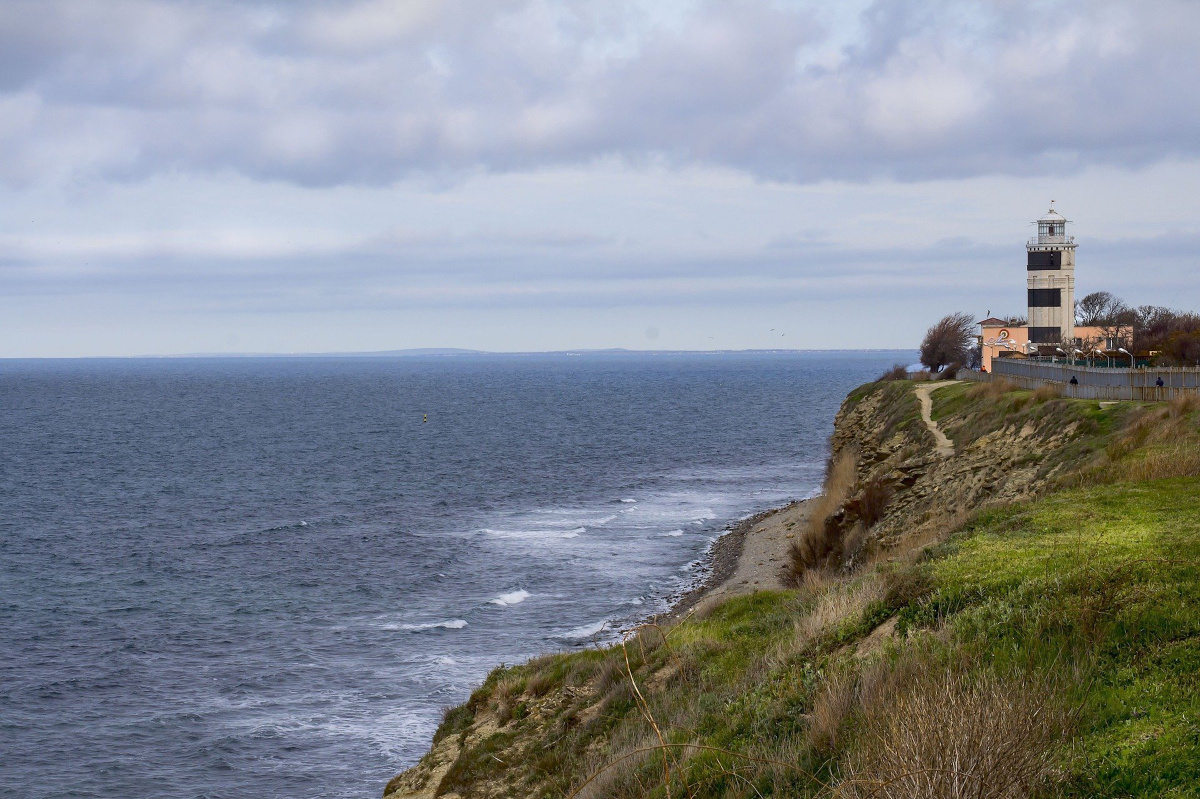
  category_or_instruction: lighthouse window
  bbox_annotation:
[1027,251,1062,270]
[1028,288,1062,307]
[1029,326,1061,343]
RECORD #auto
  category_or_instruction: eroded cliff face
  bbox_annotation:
[826,380,1101,561]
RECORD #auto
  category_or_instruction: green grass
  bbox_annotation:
[910,478,1200,797]
[927,379,971,422]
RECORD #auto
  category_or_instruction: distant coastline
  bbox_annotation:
[2,347,916,360]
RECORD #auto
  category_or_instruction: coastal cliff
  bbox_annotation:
[383,379,1200,799]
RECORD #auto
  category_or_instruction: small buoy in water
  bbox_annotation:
[423,414,428,423]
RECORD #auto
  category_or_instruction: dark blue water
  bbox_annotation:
[1,352,909,799]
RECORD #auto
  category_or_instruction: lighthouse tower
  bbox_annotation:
[1026,202,1076,345]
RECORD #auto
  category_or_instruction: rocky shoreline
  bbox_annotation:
[667,498,814,619]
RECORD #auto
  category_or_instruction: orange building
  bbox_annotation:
[978,204,1131,372]
[980,318,1130,372]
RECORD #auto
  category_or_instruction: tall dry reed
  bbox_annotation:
[788,449,859,579]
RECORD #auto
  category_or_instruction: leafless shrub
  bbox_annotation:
[849,479,893,528]
[840,522,870,568]
[878,364,910,382]
[834,667,1075,799]
[809,653,926,760]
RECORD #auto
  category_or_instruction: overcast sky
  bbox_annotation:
[3,0,1199,356]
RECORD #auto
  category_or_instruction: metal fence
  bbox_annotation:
[967,359,1200,401]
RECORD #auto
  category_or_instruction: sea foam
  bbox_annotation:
[561,619,611,640]
[482,527,584,539]
[396,619,468,631]
[489,590,531,607]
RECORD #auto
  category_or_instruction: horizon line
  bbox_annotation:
[1,347,919,360]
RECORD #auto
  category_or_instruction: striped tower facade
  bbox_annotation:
[1026,202,1077,345]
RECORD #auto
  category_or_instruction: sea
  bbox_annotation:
[0,351,910,799]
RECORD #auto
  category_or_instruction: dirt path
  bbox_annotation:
[914,381,960,457]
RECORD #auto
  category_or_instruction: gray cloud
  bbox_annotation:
[5,221,1194,313]
[2,0,1198,187]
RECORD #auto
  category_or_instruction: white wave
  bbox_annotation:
[620,498,637,503]
[662,529,684,537]
[489,589,531,607]
[561,619,611,640]
[594,514,617,525]
[481,527,583,539]
[298,520,307,527]
[394,619,468,631]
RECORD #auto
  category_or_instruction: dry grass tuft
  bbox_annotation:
[593,657,626,697]
[1032,383,1061,403]
[834,666,1076,799]
[788,450,859,579]
[573,733,662,799]
[490,674,524,726]
[1167,391,1200,417]
[525,669,556,698]
[1080,397,1200,484]
[793,574,885,645]
[807,666,860,757]
[880,563,934,609]
[1121,443,1200,482]
[966,378,1018,399]
[869,507,971,567]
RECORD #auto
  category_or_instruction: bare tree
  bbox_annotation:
[1075,291,1128,326]
[920,312,975,373]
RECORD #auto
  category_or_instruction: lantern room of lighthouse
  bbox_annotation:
[1026,202,1077,345]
